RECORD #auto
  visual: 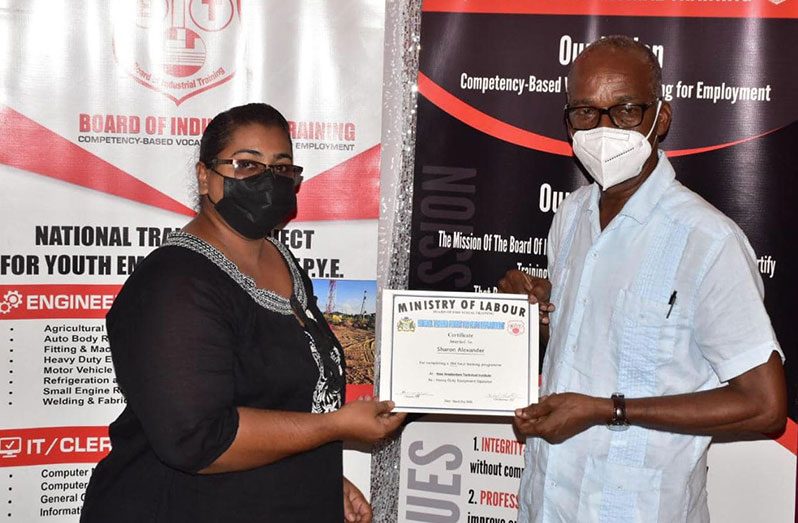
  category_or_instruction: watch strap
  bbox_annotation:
[608,392,630,430]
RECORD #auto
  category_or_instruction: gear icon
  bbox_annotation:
[0,302,11,314]
[3,290,22,308]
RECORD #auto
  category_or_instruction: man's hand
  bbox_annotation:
[343,476,372,522]
[513,393,609,444]
[498,270,555,326]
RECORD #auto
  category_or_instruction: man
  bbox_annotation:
[499,36,786,522]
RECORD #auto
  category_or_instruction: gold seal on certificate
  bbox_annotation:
[379,290,538,415]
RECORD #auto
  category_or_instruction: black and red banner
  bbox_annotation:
[407,0,798,497]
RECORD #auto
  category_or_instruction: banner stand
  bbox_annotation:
[371,0,424,521]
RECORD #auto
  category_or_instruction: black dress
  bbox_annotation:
[81,232,346,523]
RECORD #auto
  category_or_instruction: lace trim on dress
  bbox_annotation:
[305,331,344,413]
[163,231,307,316]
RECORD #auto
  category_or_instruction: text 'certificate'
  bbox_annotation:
[380,290,538,416]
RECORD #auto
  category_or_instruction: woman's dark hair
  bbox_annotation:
[199,103,291,165]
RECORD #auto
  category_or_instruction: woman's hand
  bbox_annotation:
[332,400,406,444]
[343,476,372,522]
[498,270,555,326]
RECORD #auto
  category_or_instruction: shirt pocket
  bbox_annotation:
[609,289,689,368]
[576,456,663,523]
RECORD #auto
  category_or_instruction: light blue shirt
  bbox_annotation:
[518,152,782,523]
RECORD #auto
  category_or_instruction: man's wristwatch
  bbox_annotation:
[607,393,630,431]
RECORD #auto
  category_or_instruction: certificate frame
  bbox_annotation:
[379,289,538,416]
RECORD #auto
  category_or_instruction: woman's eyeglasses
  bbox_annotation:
[209,159,304,186]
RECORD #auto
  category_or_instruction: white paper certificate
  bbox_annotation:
[379,290,538,415]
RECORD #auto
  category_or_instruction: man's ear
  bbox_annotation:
[656,101,672,139]
[196,162,209,196]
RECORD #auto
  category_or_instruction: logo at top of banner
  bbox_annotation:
[769,0,786,4]
[112,0,242,106]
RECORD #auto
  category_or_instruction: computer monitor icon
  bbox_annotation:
[0,437,22,458]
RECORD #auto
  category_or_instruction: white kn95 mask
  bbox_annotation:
[571,100,662,190]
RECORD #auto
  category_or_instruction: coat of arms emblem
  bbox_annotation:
[397,317,416,333]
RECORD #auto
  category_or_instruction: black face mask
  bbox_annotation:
[208,171,297,239]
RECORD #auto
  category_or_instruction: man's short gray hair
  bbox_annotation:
[569,35,662,100]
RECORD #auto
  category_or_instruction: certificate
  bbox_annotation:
[379,289,538,416]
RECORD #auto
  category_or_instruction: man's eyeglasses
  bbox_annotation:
[209,159,304,187]
[564,100,660,130]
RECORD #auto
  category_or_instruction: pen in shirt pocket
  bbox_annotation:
[666,290,677,318]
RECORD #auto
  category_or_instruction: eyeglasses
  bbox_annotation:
[209,159,304,186]
[564,100,660,130]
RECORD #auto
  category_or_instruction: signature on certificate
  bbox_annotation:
[487,392,520,402]
[399,390,434,399]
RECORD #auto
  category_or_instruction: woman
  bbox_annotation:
[81,103,405,522]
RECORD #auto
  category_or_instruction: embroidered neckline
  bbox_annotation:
[163,231,307,316]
